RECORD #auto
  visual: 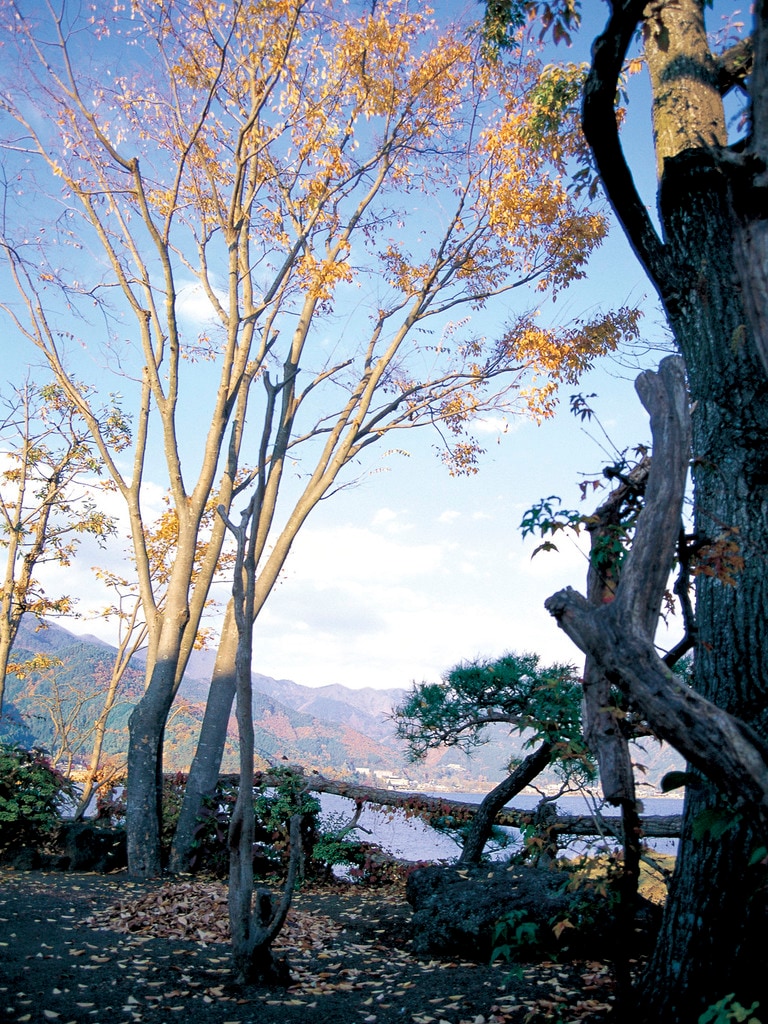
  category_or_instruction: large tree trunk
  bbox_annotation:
[169,603,238,873]
[126,621,187,877]
[577,4,768,1019]
[638,149,768,1020]
[640,13,768,1014]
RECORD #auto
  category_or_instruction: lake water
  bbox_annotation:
[318,791,685,862]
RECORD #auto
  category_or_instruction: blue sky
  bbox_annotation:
[50,211,671,692]
[5,0,740,691]
[236,0,742,690]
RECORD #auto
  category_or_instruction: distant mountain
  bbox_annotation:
[2,616,145,762]
[2,617,410,779]
[2,617,683,791]
[11,616,91,655]
[178,653,407,753]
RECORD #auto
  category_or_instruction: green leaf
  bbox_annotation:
[692,807,741,842]
[660,770,701,793]
[748,846,768,867]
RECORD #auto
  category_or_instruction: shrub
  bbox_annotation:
[0,743,74,854]
[170,769,322,879]
[699,995,762,1024]
[160,772,188,859]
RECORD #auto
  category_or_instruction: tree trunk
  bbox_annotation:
[73,666,126,820]
[578,4,768,1018]
[0,630,11,720]
[169,602,238,873]
[635,142,768,1021]
[223,495,304,985]
[458,742,552,864]
[228,680,256,982]
[126,643,184,877]
[642,781,767,1019]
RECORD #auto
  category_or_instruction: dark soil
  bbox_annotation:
[0,867,618,1024]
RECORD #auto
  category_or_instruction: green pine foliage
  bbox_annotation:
[395,651,595,787]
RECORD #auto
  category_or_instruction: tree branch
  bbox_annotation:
[545,357,768,826]
[459,742,552,864]
[582,1,673,291]
[715,37,754,94]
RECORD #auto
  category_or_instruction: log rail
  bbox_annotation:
[208,772,682,839]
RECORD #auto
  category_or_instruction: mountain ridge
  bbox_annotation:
[2,617,684,790]
[2,617,414,779]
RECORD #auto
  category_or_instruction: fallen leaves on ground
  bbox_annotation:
[86,878,343,952]
[1,870,618,1023]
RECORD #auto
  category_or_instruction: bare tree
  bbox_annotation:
[1,0,636,877]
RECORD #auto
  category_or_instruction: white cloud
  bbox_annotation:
[241,511,587,690]
[473,415,514,435]
[176,280,227,326]
[277,521,447,588]
[370,507,413,534]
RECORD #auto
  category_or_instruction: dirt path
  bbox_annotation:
[0,868,616,1024]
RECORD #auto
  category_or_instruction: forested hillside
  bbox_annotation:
[1,617,682,790]
[1,618,407,778]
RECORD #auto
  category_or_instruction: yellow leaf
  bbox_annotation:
[552,918,576,940]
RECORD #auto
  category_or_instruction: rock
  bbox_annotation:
[3,847,43,871]
[406,861,632,961]
[55,822,127,873]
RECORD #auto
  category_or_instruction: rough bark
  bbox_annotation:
[578,5,768,1017]
[645,148,768,1017]
[645,0,726,176]
[730,5,768,376]
[545,356,768,1017]
[546,359,768,821]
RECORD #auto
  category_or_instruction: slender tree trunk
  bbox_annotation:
[224,497,303,985]
[0,596,26,720]
[169,603,238,873]
[458,742,552,864]
[228,616,256,981]
[73,665,127,820]
[0,632,11,720]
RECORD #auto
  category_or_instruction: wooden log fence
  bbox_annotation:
[211,771,682,839]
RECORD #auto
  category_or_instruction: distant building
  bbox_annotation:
[385,776,410,790]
